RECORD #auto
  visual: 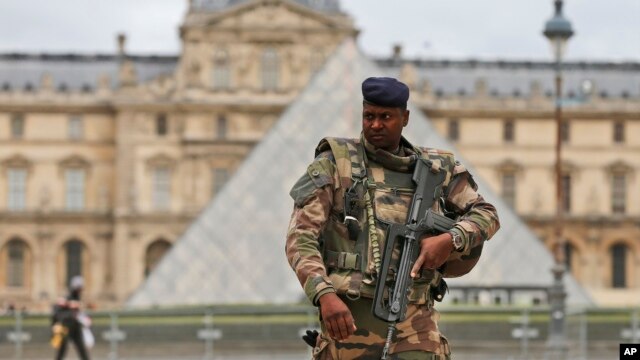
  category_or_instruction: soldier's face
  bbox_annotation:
[362,103,409,151]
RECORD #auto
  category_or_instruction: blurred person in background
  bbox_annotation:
[51,276,93,360]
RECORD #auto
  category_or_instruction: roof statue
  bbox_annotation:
[127,38,592,308]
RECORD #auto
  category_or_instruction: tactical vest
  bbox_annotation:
[315,137,463,304]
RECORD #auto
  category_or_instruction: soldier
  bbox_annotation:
[286,77,500,359]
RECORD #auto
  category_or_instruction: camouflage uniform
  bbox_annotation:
[286,135,500,359]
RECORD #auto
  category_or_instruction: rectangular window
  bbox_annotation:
[447,119,459,141]
[213,50,230,90]
[65,169,85,211]
[7,168,27,211]
[68,115,83,140]
[611,174,626,214]
[613,121,625,144]
[261,48,279,91]
[11,114,24,139]
[501,173,516,209]
[153,167,171,210]
[503,119,514,143]
[156,114,168,136]
[560,120,570,143]
[217,115,227,139]
[561,174,571,213]
[212,168,229,196]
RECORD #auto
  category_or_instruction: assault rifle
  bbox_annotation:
[372,158,456,360]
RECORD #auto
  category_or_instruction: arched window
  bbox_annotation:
[261,47,279,91]
[6,239,27,287]
[563,242,578,276]
[611,243,627,288]
[65,240,84,288]
[212,49,230,90]
[145,239,172,277]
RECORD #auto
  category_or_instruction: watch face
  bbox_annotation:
[452,233,463,250]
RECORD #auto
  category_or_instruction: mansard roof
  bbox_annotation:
[0,53,177,91]
[1,51,637,99]
[127,38,592,308]
[376,57,640,99]
[191,0,342,14]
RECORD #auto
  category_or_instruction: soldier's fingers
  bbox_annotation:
[325,319,336,339]
[345,314,356,336]
[336,315,349,340]
[411,252,426,277]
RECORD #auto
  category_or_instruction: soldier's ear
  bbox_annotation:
[403,110,410,126]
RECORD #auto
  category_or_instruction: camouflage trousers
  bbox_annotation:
[313,296,451,360]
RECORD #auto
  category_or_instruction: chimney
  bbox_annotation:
[117,33,127,58]
[392,43,403,61]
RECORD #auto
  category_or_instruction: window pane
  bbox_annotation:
[66,241,83,287]
[502,173,516,208]
[560,120,570,143]
[7,168,27,211]
[153,167,171,210]
[7,240,25,287]
[65,169,85,211]
[11,114,24,139]
[216,115,227,139]
[156,114,168,136]
[611,244,626,288]
[212,50,230,90]
[563,242,574,274]
[68,115,83,140]
[613,121,625,144]
[503,119,514,142]
[262,48,278,90]
[612,174,626,214]
[448,119,459,141]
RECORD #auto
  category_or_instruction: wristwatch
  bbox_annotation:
[449,231,464,252]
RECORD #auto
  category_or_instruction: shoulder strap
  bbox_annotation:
[315,137,366,188]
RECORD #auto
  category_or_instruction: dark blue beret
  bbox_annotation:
[362,77,409,108]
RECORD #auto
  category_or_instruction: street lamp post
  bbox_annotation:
[543,1,574,359]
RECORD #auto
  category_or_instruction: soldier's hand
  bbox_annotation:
[318,293,357,341]
[411,233,455,277]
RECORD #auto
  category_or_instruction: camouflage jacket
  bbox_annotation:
[286,136,500,305]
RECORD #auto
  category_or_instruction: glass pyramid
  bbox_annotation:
[127,39,592,307]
